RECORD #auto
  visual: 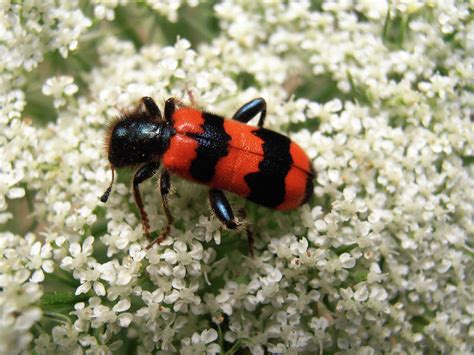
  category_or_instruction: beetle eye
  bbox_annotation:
[100,166,115,203]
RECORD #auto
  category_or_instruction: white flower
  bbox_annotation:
[1,0,473,353]
[339,253,356,269]
[27,239,55,283]
[181,328,220,355]
[0,233,44,354]
[61,237,94,271]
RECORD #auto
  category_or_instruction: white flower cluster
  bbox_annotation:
[0,1,91,73]
[92,0,199,22]
[1,0,473,354]
[0,234,51,353]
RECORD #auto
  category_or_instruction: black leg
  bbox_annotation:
[209,189,238,229]
[133,162,160,239]
[147,170,174,249]
[209,189,255,256]
[232,98,267,127]
[160,170,173,223]
[164,98,176,123]
[209,189,254,257]
[141,97,162,120]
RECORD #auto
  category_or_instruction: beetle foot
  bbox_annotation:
[145,225,171,250]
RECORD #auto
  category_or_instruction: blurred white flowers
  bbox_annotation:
[42,76,78,109]
[1,0,473,354]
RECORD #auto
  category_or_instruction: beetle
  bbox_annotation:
[100,97,314,251]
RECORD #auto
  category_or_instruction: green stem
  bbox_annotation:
[224,340,243,355]
[43,311,71,325]
[217,323,224,351]
[46,270,80,288]
[399,14,408,46]
[40,291,88,308]
[382,0,392,42]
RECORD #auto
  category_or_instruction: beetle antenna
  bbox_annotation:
[100,167,115,203]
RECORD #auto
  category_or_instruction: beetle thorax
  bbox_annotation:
[108,119,164,167]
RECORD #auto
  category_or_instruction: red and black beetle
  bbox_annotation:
[101,97,314,250]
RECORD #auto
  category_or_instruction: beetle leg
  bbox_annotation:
[133,162,160,239]
[232,98,267,127]
[209,189,255,256]
[209,189,239,229]
[146,170,174,249]
[141,97,163,121]
[164,97,176,123]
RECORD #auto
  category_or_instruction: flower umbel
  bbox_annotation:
[0,1,473,354]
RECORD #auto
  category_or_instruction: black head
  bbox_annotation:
[101,98,168,203]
